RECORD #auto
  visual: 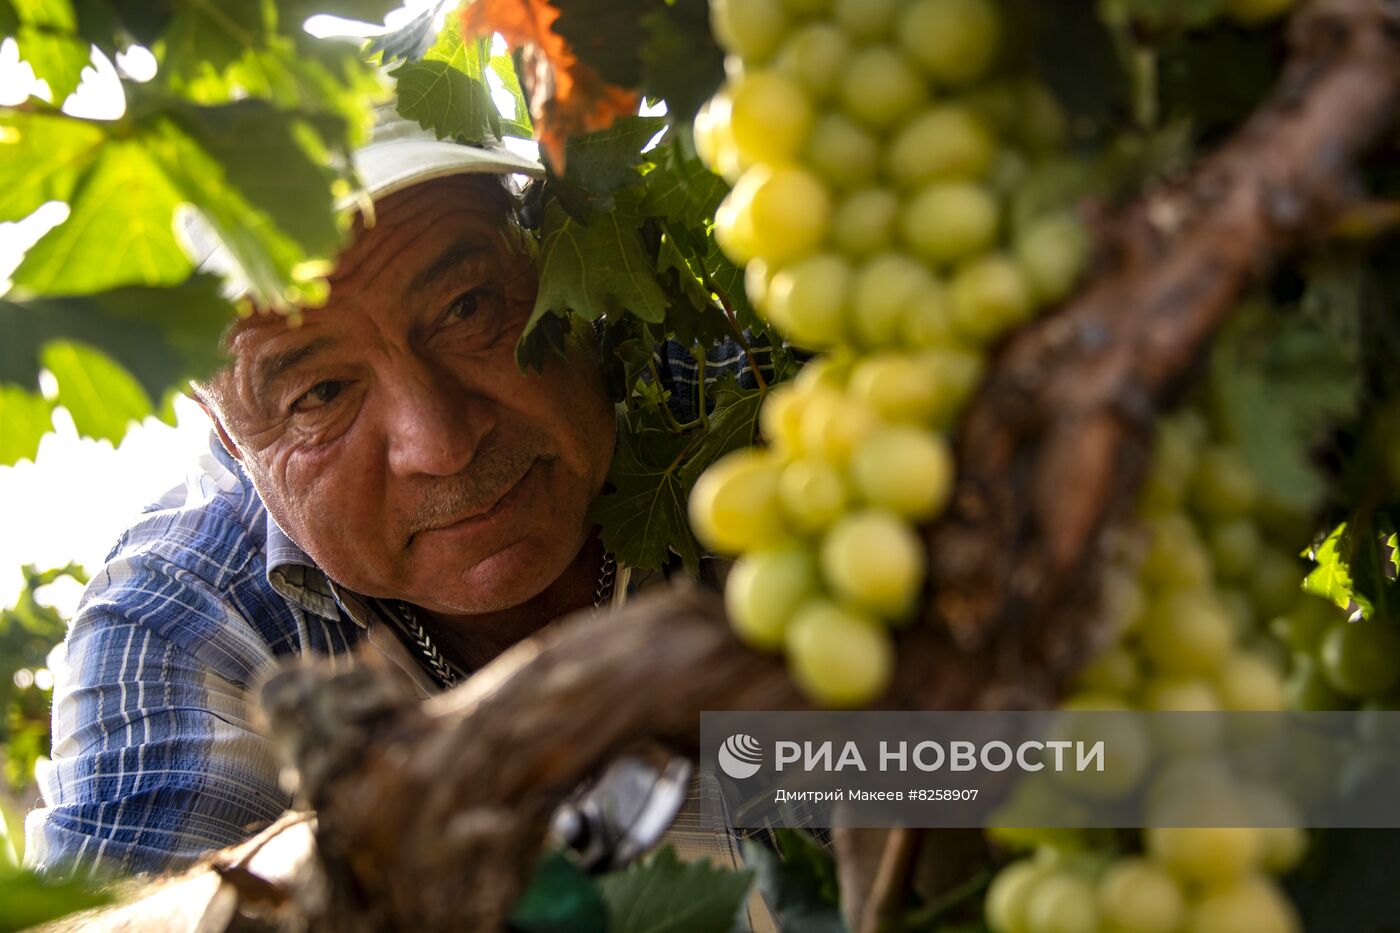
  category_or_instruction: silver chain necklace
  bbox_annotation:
[391,550,616,689]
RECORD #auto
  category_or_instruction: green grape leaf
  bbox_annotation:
[160,98,345,263]
[704,240,761,335]
[588,425,702,574]
[654,226,729,349]
[638,0,725,130]
[0,868,110,932]
[0,385,53,466]
[677,374,763,485]
[550,115,664,219]
[740,837,844,933]
[11,140,191,295]
[597,845,753,933]
[42,341,153,443]
[638,138,727,231]
[1209,297,1360,515]
[1304,523,1369,617]
[394,58,502,143]
[138,97,348,308]
[158,0,270,85]
[509,850,608,933]
[525,195,670,352]
[365,2,437,64]
[490,51,533,138]
[0,274,231,403]
[14,26,89,101]
[552,0,653,89]
[0,109,106,223]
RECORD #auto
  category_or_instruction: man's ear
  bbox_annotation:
[190,390,244,463]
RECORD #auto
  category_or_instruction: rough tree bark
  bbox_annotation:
[43,1,1400,930]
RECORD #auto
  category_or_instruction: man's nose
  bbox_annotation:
[381,359,492,478]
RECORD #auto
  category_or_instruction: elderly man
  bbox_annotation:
[24,115,771,913]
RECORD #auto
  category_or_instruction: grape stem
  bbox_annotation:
[705,269,770,394]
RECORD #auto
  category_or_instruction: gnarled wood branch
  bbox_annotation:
[46,2,1400,930]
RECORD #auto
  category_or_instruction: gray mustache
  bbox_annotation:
[407,441,541,536]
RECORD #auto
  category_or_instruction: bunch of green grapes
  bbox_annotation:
[688,0,1090,707]
[985,838,1302,933]
[982,406,1316,933]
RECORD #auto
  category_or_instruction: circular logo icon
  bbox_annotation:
[717,733,763,779]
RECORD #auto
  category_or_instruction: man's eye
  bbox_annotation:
[291,381,344,413]
[447,289,483,322]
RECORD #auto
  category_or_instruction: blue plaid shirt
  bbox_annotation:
[24,337,772,879]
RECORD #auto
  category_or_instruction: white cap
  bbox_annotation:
[182,106,545,296]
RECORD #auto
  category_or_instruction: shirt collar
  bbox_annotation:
[206,432,370,628]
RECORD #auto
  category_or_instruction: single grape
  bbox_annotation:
[794,353,854,394]
[1139,513,1211,591]
[821,509,926,617]
[775,23,850,100]
[1146,826,1261,886]
[744,257,773,314]
[1268,594,1337,655]
[1011,80,1069,154]
[1012,212,1088,303]
[714,197,759,266]
[1095,858,1184,933]
[948,255,1033,344]
[785,600,895,707]
[986,860,1058,933]
[1141,676,1220,713]
[1140,589,1235,676]
[710,0,789,62]
[1215,652,1285,711]
[1319,619,1400,698]
[1251,548,1303,619]
[729,71,815,165]
[800,389,879,467]
[886,104,996,189]
[1208,518,1262,582]
[1074,646,1139,697]
[1187,876,1300,933]
[902,181,999,265]
[833,0,901,42]
[806,114,880,191]
[847,351,943,424]
[1190,446,1258,519]
[744,164,833,265]
[850,252,937,348]
[759,382,810,453]
[839,46,928,130]
[915,347,984,424]
[725,548,821,650]
[850,426,955,520]
[832,188,900,257]
[779,457,849,533]
[693,93,742,183]
[1023,873,1098,933]
[900,277,956,348]
[896,0,1001,86]
[765,253,852,349]
[689,448,788,555]
[1139,417,1201,515]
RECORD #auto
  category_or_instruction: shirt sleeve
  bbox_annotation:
[24,569,291,880]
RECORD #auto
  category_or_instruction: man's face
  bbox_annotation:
[207,176,616,615]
